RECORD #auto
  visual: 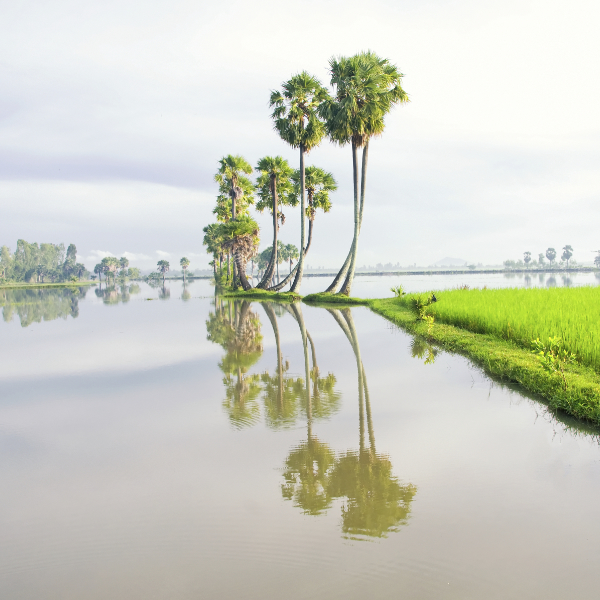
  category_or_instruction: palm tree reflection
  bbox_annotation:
[206,298,416,539]
[280,303,340,515]
[324,309,417,540]
[206,299,263,429]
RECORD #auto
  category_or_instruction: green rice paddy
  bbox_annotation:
[405,286,600,372]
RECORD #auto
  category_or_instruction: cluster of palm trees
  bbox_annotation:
[94,256,133,282]
[202,51,407,296]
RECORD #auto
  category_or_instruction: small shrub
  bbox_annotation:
[391,285,406,298]
[531,336,577,390]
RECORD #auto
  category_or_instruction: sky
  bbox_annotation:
[1,0,599,270]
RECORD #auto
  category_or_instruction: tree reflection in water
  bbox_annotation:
[206,298,416,539]
[1,286,88,327]
[95,282,141,305]
[280,303,340,515]
[206,299,263,429]
[410,337,438,365]
[324,308,417,540]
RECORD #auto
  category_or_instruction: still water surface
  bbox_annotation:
[277,269,600,298]
[1,280,600,599]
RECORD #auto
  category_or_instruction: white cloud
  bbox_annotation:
[1,0,599,266]
[156,250,171,258]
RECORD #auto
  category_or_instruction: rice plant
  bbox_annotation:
[401,286,600,372]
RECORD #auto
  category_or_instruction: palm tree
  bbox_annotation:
[215,155,254,287]
[270,72,329,293]
[546,247,557,266]
[269,167,337,292]
[94,263,103,282]
[203,223,225,280]
[180,256,190,281]
[319,52,408,296]
[254,156,294,289]
[524,252,531,268]
[286,244,299,274]
[119,257,129,277]
[157,259,170,283]
[219,216,260,291]
[561,245,573,268]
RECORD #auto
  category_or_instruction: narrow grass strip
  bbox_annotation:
[369,298,600,426]
[303,292,369,306]
[222,289,301,303]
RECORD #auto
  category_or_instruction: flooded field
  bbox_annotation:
[1,280,600,599]
[269,270,600,298]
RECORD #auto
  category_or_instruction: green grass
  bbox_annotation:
[222,289,302,303]
[369,297,600,426]
[399,286,600,372]
[303,292,369,306]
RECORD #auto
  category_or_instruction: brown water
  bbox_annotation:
[1,281,600,599]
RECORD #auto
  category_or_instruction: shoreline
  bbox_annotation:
[0,281,97,290]
[222,287,600,428]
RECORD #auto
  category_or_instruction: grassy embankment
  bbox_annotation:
[0,281,96,289]
[226,285,600,425]
[371,287,600,425]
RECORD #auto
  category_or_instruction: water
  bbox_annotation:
[282,269,600,298]
[2,280,600,599]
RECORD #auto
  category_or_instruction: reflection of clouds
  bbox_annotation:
[1,337,220,383]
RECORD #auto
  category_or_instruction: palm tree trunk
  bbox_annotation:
[305,218,314,255]
[325,140,369,293]
[234,250,252,291]
[257,177,278,289]
[290,145,306,293]
[339,141,360,296]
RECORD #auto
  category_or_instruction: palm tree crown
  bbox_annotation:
[320,51,408,148]
[214,155,254,220]
[270,72,329,152]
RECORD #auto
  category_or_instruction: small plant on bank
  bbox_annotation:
[411,293,436,321]
[391,285,406,298]
[531,336,577,390]
[424,314,435,337]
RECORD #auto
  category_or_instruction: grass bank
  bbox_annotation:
[369,297,600,426]
[303,292,369,306]
[0,281,96,290]
[408,286,600,371]
[221,288,302,303]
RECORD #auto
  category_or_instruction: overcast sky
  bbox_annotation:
[1,0,599,270]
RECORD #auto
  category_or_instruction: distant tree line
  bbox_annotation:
[0,240,87,283]
[504,245,578,270]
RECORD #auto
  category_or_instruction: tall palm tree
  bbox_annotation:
[215,155,254,287]
[180,256,190,281]
[270,72,329,293]
[319,52,408,296]
[254,156,294,289]
[157,259,170,284]
[269,167,337,292]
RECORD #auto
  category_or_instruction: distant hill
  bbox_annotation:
[434,257,467,267]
